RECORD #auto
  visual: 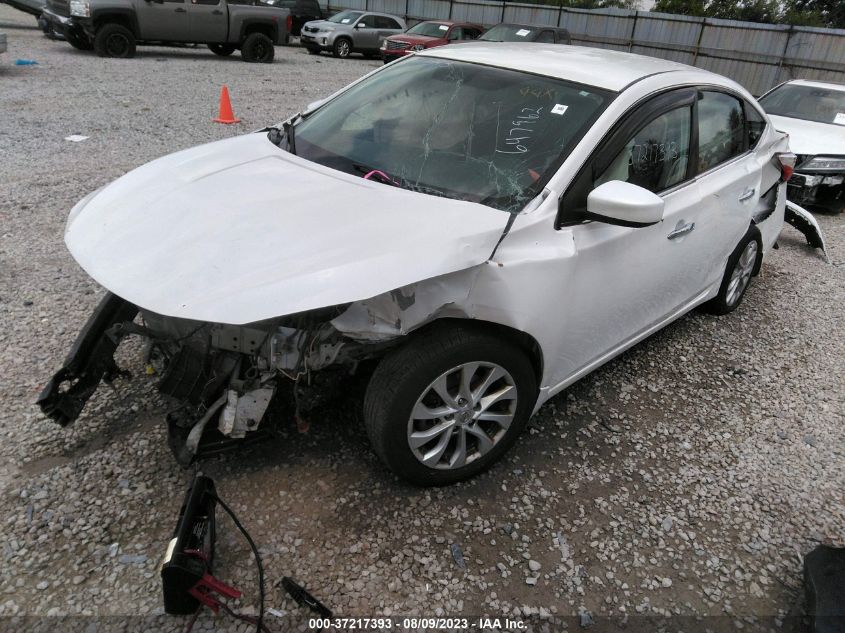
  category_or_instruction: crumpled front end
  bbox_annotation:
[37,293,403,466]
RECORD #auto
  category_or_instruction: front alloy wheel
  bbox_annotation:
[364,326,537,485]
[408,362,517,470]
[333,38,351,58]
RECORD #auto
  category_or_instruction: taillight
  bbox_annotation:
[777,152,797,181]
[287,14,293,32]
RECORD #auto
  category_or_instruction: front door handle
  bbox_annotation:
[738,188,756,202]
[212,8,222,13]
[667,221,695,240]
[174,6,186,11]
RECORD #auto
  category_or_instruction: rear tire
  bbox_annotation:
[208,43,236,56]
[702,226,762,315]
[93,23,136,58]
[241,32,274,63]
[364,325,537,486]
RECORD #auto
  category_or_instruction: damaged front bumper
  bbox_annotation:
[37,293,395,466]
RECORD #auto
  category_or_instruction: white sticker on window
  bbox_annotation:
[834,112,845,125]
[439,24,448,30]
[341,18,350,23]
[551,104,569,115]
[515,29,531,36]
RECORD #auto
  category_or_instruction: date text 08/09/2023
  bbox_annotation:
[308,617,528,630]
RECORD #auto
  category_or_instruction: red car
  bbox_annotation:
[380,20,483,64]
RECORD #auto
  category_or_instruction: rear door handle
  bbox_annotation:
[175,6,186,11]
[212,8,222,13]
[667,221,695,240]
[738,188,756,202]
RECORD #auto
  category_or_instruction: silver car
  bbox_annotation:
[301,10,405,59]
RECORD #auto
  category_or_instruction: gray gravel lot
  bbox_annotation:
[1,8,844,631]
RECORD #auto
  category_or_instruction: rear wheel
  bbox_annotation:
[364,326,537,486]
[332,37,351,58]
[702,226,762,315]
[208,43,236,56]
[241,32,274,63]
[93,23,136,58]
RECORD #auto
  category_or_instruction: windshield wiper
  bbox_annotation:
[351,163,452,199]
[267,116,299,155]
[283,119,297,155]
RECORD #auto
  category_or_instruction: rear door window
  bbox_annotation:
[697,91,746,173]
[374,16,401,29]
[744,102,766,150]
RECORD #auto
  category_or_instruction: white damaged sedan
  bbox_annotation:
[41,44,797,485]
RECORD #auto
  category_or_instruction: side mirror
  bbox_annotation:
[586,180,664,227]
[355,22,365,28]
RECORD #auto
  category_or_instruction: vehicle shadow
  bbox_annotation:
[0,21,40,31]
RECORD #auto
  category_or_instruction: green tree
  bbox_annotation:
[783,0,845,28]
[653,0,706,16]
[557,0,639,8]
[707,0,780,22]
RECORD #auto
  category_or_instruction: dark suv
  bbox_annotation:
[261,0,322,36]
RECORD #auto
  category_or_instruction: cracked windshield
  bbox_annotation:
[292,56,612,212]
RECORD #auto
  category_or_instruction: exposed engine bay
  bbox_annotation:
[37,292,396,466]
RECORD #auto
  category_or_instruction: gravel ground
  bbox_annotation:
[1,8,844,632]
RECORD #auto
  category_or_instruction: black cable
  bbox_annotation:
[209,493,265,633]
[218,601,273,633]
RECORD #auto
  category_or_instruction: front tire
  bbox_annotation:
[702,226,762,315]
[332,37,351,58]
[208,43,236,56]
[93,23,136,58]
[364,326,537,486]
[241,32,274,63]
[305,46,320,55]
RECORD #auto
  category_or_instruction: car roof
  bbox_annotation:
[419,43,704,92]
[361,11,404,18]
[496,23,567,30]
[779,79,845,93]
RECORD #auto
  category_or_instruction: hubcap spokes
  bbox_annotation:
[408,362,517,470]
[726,241,758,306]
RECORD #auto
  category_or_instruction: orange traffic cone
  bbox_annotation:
[213,85,241,124]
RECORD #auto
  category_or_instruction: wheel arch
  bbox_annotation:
[92,10,138,36]
[409,317,544,388]
[746,219,764,276]
[240,19,278,43]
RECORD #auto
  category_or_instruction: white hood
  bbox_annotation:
[65,133,509,324]
[768,114,845,157]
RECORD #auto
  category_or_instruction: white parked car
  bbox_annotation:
[759,79,845,210]
[41,45,799,485]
